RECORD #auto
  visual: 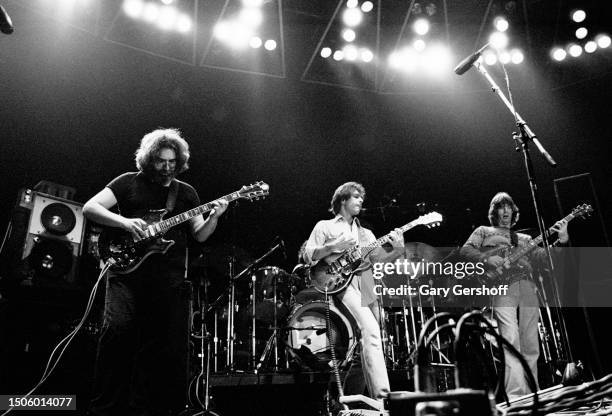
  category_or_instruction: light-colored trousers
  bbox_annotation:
[493,279,540,399]
[338,279,390,399]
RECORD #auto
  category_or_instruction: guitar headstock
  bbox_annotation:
[239,181,270,201]
[571,203,593,219]
[416,211,443,228]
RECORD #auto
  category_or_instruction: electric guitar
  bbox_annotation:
[481,204,592,283]
[310,212,443,294]
[98,182,269,274]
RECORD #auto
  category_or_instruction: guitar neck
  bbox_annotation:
[158,191,242,231]
[506,210,577,263]
[360,220,419,257]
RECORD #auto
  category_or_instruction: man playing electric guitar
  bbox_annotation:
[304,182,404,405]
[460,192,569,400]
[83,128,228,416]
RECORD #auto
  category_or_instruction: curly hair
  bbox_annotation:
[134,128,190,175]
[488,192,520,227]
[329,181,366,215]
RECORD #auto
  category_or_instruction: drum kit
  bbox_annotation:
[191,240,458,379]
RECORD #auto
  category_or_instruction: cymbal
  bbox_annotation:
[403,242,442,263]
[515,227,538,236]
[199,243,255,271]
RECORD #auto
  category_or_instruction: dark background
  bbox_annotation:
[0,0,611,411]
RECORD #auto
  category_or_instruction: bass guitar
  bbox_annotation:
[98,181,269,274]
[310,212,443,294]
[480,203,592,283]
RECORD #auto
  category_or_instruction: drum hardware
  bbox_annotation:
[187,265,220,416]
[206,238,284,372]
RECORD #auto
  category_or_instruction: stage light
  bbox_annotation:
[571,9,586,23]
[483,51,497,66]
[494,16,509,32]
[414,39,426,52]
[499,51,511,64]
[264,39,277,51]
[361,1,374,13]
[342,8,363,27]
[421,44,452,75]
[568,44,582,57]
[342,28,356,42]
[346,0,358,9]
[584,40,597,53]
[575,27,588,40]
[489,31,509,50]
[333,50,345,61]
[249,36,262,48]
[214,21,231,41]
[123,0,144,18]
[510,49,524,64]
[143,2,160,23]
[343,44,358,61]
[388,48,417,72]
[157,6,177,31]
[160,0,173,5]
[176,15,192,33]
[239,8,263,27]
[552,48,566,61]
[413,18,430,36]
[388,51,401,69]
[596,34,611,49]
[321,47,332,58]
[242,0,263,7]
[360,48,373,62]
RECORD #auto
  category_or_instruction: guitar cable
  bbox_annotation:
[0,262,111,416]
[325,289,349,412]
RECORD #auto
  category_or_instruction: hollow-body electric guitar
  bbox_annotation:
[98,182,269,274]
[480,204,592,283]
[310,212,443,294]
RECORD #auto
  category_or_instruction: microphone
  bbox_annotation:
[453,42,490,75]
[0,5,14,34]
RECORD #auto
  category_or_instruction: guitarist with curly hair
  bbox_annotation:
[84,128,228,416]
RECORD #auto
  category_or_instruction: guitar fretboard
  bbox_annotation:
[158,191,242,231]
[358,220,420,258]
[506,209,582,263]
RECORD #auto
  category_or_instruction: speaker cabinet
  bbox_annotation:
[22,192,85,285]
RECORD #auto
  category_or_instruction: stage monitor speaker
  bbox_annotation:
[22,192,85,285]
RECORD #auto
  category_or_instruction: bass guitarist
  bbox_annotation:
[83,128,228,416]
[304,182,404,405]
[460,192,568,400]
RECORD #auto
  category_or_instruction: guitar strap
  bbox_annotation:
[165,179,189,278]
[166,179,179,213]
[510,230,519,247]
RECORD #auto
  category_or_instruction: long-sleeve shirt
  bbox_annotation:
[460,225,545,281]
[304,214,403,305]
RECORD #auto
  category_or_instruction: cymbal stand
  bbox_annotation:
[255,273,280,373]
[206,239,284,372]
[427,279,451,365]
[273,271,279,371]
[213,309,219,373]
[225,256,235,371]
[187,272,219,416]
[251,272,257,370]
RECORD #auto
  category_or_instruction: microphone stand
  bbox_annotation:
[470,60,577,378]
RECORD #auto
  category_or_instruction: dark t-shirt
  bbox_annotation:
[106,171,201,271]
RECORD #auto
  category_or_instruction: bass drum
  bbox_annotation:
[286,301,356,370]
